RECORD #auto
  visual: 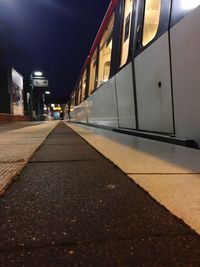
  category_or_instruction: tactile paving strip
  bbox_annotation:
[0,144,39,163]
[0,137,44,145]
[0,122,58,194]
[0,163,26,194]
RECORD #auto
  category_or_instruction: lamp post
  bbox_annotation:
[30,71,49,120]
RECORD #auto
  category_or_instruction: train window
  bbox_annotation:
[71,92,75,109]
[89,49,97,95]
[103,62,111,81]
[142,0,161,46]
[97,14,115,87]
[120,0,133,67]
[81,69,87,102]
[78,81,82,104]
[75,87,78,106]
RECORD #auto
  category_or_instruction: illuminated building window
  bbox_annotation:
[142,0,161,46]
[89,49,97,95]
[81,69,87,102]
[120,0,133,67]
[97,14,115,87]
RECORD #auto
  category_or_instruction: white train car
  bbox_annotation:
[69,0,200,147]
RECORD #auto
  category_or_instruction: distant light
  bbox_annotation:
[44,107,47,111]
[51,104,55,108]
[181,0,200,10]
[45,91,51,95]
[53,107,62,111]
[34,71,43,76]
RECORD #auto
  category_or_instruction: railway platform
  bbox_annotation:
[0,121,200,266]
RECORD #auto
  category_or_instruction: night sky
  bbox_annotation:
[0,0,110,101]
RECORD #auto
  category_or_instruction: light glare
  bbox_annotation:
[181,0,200,10]
[34,71,43,76]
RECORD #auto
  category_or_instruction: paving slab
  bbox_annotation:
[0,122,47,133]
[48,133,78,139]
[1,122,200,266]
[67,123,200,235]
[0,163,26,194]
[67,123,200,174]
[1,236,200,267]
[130,174,200,235]
[30,145,102,162]
[44,136,87,145]
[0,133,48,139]
[0,161,194,251]
[0,138,44,145]
[51,129,76,134]
[0,121,58,193]
[0,144,40,163]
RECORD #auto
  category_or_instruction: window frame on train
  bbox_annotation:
[115,0,136,74]
[97,13,115,88]
[135,0,172,56]
[120,0,134,68]
[77,80,82,105]
[142,0,162,47]
[89,48,98,95]
[81,69,87,102]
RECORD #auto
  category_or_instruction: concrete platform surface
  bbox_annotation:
[0,122,200,266]
[0,121,57,194]
[67,123,200,236]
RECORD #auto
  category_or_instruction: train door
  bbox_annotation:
[115,0,137,129]
[134,0,174,133]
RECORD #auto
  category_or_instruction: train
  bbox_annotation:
[68,0,200,147]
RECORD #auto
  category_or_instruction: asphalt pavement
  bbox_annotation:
[0,122,200,266]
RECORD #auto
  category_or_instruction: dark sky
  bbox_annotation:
[0,0,110,101]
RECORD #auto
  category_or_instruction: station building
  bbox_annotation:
[0,64,29,122]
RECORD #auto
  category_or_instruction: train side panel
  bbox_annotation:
[116,62,136,129]
[170,5,200,143]
[86,77,118,128]
[70,102,87,123]
[134,31,174,134]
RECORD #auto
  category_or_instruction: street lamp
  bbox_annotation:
[45,91,51,95]
[33,71,43,77]
[29,71,48,120]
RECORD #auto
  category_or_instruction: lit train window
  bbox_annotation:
[97,14,115,87]
[71,92,75,103]
[142,0,161,46]
[81,69,87,102]
[75,88,77,106]
[71,92,75,108]
[78,81,82,104]
[89,49,97,95]
[120,0,133,67]
[103,62,111,81]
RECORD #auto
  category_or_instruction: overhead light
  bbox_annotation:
[33,71,43,76]
[45,91,51,95]
[181,0,200,10]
